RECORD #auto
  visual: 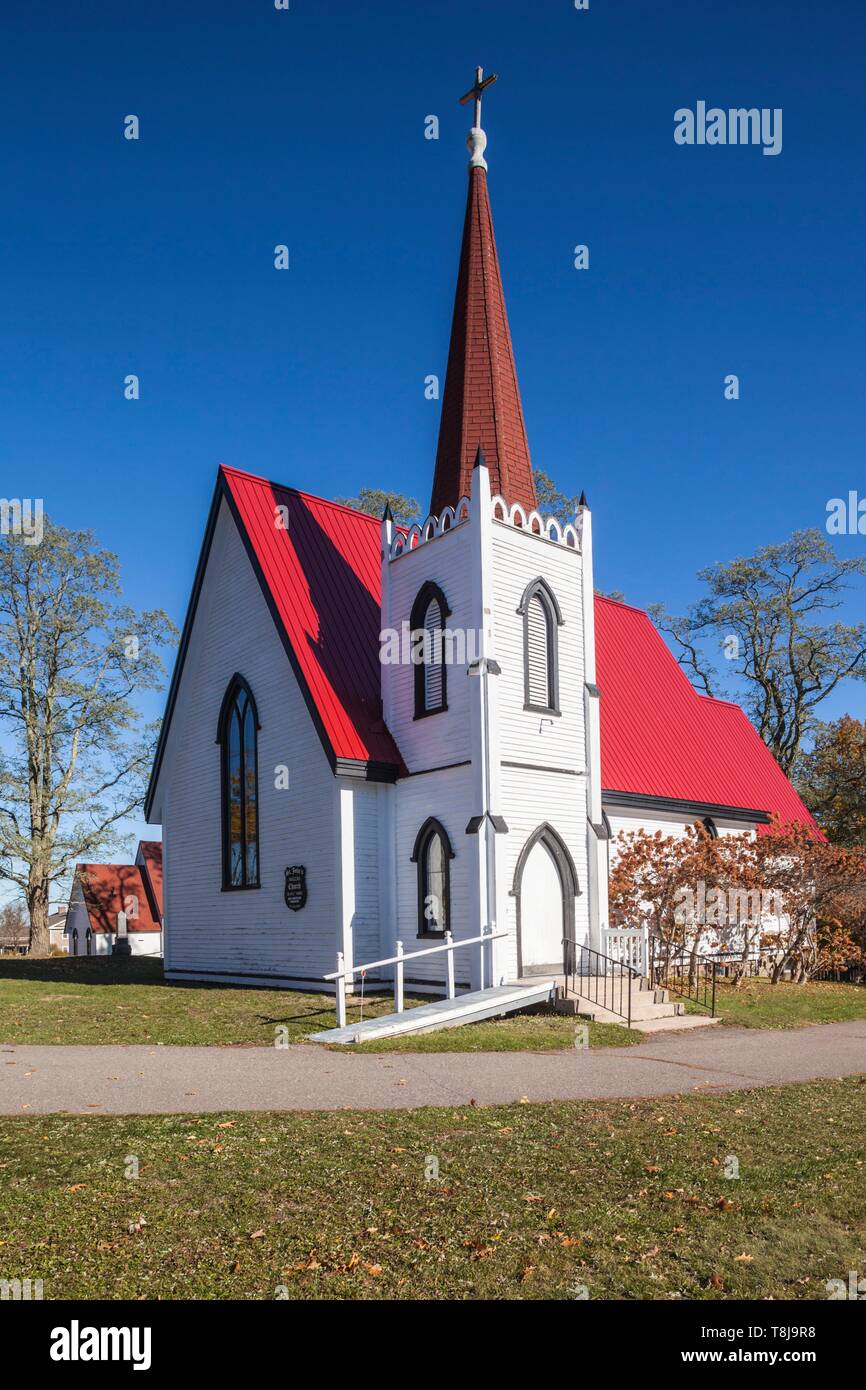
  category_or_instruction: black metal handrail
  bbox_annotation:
[562,939,638,1028]
[648,938,717,1015]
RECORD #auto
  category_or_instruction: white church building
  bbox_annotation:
[144,79,815,1005]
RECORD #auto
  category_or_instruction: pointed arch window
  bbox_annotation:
[410,581,451,719]
[411,817,455,937]
[518,577,564,714]
[217,675,261,890]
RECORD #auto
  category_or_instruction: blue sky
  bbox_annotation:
[2,0,864,861]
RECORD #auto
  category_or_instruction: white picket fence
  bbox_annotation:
[602,926,649,977]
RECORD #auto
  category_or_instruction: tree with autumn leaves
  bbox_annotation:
[797,716,866,848]
[609,820,866,985]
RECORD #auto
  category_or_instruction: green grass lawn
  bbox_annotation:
[693,977,866,1030]
[0,957,396,1046]
[1,1077,863,1300]
[3,957,865,1051]
[0,957,634,1050]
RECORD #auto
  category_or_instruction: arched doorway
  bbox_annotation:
[512,824,580,975]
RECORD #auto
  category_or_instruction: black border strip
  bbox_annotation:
[603,790,771,824]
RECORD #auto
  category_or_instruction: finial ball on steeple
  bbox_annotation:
[467,127,488,170]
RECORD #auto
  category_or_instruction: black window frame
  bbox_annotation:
[702,816,719,839]
[410,816,455,939]
[216,673,262,892]
[517,577,564,714]
[410,581,452,720]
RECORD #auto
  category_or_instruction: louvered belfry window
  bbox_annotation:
[520,578,561,713]
[526,593,551,707]
[411,582,450,718]
[423,597,444,711]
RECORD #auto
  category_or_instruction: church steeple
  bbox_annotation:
[429,69,537,519]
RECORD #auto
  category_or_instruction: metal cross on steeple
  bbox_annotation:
[459,65,498,129]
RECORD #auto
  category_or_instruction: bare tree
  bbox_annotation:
[650,531,866,774]
[0,900,28,951]
[0,517,175,955]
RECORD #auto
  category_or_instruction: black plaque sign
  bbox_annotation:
[284,865,307,911]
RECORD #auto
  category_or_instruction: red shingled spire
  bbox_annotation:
[429,161,537,518]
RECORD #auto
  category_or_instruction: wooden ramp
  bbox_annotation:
[309,980,555,1046]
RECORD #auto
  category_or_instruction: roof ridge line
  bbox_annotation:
[218,465,398,527]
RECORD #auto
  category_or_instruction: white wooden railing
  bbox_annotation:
[603,926,649,977]
[324,926,507,1029]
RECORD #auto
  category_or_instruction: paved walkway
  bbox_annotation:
[2,1021,865,1114]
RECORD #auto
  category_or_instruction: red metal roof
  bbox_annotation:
[429,167,537,518]
[595,595,820,831]
[215,467,815,829]
[74,861,161,934]
[136,841,164,920]
[222,467,403,768]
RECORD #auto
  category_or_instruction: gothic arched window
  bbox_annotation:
[518,577,563,713]
[217,675,261,890]
[702,816,719,839]
[85,927,92,956]
[411,817,454,937]
[410,581,451,718]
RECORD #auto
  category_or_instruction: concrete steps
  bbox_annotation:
[551,973,701,1028]
[632,1013,721,1033]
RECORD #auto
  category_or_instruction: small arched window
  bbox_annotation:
[217,675,261,890]
[411,818,455,937]
[85,927,92,957]
[410,581,451,718]
[518,578,563,713]
[702,816,719,839]
[72,927,78,956]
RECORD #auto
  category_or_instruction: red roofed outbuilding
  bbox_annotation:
[66,842,163,958]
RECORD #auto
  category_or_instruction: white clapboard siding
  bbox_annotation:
[153,500,342,989]
[341,779,383,972]
[491,524,585,769]
[393,764,476,986]
[382,524,473,772]
[499,763,589,981]
[490,522,588,981]
[605,803,760,866]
